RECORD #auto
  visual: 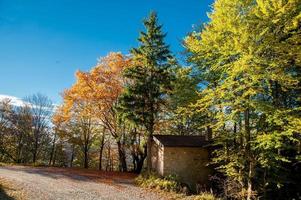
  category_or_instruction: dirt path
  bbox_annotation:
[0,166,166,200]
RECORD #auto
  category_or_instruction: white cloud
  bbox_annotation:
[0,94,58,113]
[0,94,29,107]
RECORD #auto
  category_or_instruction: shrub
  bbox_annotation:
[193,192,220,200]
[32,162,48,167]
[136,172,181,192]
[0,162,14,167]
[136,172,221,200]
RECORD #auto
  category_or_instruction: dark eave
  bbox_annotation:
[153,135,210,147]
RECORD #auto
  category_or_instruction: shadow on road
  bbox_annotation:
[0,184,15,200]
[0,166,137,186]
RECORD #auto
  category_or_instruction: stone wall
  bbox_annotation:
[151,141,164,175]
[163,147,211,190]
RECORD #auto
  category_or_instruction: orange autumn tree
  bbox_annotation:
[55,52,131,171]
[53,92,99,169]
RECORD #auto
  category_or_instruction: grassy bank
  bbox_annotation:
[135,173,220,200]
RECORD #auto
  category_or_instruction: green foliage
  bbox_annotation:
[185,0,301,199]
[169,66,199,110]
[1,3,300,199]
[136,172,180,192]
[0,95,54,164]
[193,193,220,200]
[120,11,174,136]
[168,66,205,135]
[119,11,175,172]
[136,172,221,200]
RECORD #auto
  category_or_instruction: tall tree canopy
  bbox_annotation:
[120,12,174,170]
[54,52,131,170]
[184,0,301,199]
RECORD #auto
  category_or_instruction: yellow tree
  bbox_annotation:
[184,0,300,199]
[56,52,131,171]
[53,91,98,169]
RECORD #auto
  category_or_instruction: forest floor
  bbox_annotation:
[0,165,172,200]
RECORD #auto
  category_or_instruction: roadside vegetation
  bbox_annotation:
[136,173,220,200]
[136,173,181,193]
[0,0,300,199]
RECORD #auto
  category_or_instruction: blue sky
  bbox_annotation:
[0,0,214,103]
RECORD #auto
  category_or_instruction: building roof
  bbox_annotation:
[153,135,210,147]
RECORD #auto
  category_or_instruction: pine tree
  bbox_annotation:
[120,11,173,171]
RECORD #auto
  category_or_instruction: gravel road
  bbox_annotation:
[0,166,165,200]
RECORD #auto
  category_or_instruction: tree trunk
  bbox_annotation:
[70,145,75,167]
[135,144,147,173]
[146,121,154,172]
[136,158,145,174]
[49,132,57,166]
[247,161,254,200]
[84,145,89,169]
[32,129,40,164]
[106,141,111,171]
[16,132,24,163]
[117,141,127,172]
[233,122,237,147]
[263,168,267,200]
[244,108,253,200]
[52,147,57,166]
[146,135,152,172]
[98,132,105,170]
[33,139,38,163]
[206,126,212,140]
[239,115,243,146]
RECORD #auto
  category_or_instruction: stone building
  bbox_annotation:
[151,135,211,190]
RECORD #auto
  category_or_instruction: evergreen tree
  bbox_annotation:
[120,11,173,171]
